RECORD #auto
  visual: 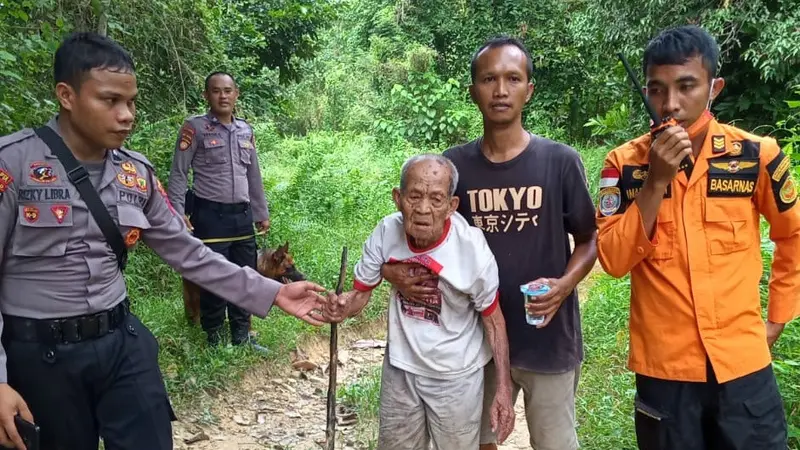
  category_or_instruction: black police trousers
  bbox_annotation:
[634,361,787,450]
[3,313,175,450]
[190,196,256,343]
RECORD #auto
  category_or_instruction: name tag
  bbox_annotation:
[18,187,72,202]
[707,158,759,197]
[621,165,672,201]
[118,189,148,208]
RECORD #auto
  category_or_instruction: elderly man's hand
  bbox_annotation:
[381,263,437,301]
[323,290,351,323]
[490,384,515,444]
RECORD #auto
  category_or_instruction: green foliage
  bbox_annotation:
[374,70,478,147]
[0,0,336,134]
[772,86,800,163]
[276,18,381,135]
[219,0,338,85]
[581,0,800,131]
[584,103,645,149]
[337,364,382,448]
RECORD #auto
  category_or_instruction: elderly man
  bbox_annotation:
[325,153,515,449]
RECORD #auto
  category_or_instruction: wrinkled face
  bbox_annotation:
[257,243,306,284]
[645,55,723,129]
[57,68,137,150]
[393,160,459,248]
[470,44,534,126]
[204,74,238,117]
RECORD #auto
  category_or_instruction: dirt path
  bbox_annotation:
[171,321,389,450]
[171,257,605,449]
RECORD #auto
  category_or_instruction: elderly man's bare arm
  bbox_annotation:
[482,306,515,444]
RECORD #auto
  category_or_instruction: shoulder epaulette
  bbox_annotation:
[0,128,36,152]
[739,139,761,159]
[116,147,155,171]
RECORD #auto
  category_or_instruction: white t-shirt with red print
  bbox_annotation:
[354,211,499,380]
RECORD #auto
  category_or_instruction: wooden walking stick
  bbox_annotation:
[326,246,348,450]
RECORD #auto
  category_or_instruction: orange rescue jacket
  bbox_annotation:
[595,118,800,383]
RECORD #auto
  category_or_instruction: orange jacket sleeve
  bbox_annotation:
[595,149,659,278]
[755,139,800,323]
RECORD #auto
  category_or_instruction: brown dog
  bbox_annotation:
[182,242,306,327]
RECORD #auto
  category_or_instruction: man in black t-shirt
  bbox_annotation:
[382,36,598,450]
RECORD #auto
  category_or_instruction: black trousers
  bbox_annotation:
[190,196,256,342]
[3,313,175,450]
[634,361,788,450]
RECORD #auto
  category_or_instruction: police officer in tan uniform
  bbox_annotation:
[167,72,270,349]
[0,32,329,450]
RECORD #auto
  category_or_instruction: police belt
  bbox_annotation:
[3,300,129,345]
[194,196,250,214]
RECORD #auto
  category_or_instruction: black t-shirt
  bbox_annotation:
[443,133,597,373]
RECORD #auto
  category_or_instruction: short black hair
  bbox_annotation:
[470,35,534,83]
[643,25,719,80]
[54,32,135,90]
[204,71,237,91]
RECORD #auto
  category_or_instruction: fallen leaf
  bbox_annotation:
[184,431,209,445]
[292,360,319,371]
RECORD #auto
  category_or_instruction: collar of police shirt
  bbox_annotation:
[205,111,244,130]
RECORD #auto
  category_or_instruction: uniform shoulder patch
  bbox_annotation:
[0,128,36,152]
[0,168,13,194]
[178,121,197,151]
[599,186,622,216]
[767,150,798,212]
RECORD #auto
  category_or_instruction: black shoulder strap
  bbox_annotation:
[34,126,128,271]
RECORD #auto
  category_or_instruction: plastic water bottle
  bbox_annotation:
[520,282,550,326]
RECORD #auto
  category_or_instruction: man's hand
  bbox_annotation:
[525,277,574,328]
[648,125,692,188]
[380,263,437,301]
[766,320,786,348]
[183,215,194,232]
[0,383,33,450]
[489,383,515,444]
[255,219,270,233]
[274,281,328,326]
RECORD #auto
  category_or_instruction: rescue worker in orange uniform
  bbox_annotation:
[596,25,799,449]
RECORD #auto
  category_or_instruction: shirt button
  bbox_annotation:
[637,247,644,254]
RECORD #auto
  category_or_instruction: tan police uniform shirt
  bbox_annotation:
[166,113,269,220]
[0,117,282,382]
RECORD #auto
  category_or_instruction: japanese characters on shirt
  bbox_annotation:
[466,186,543,233]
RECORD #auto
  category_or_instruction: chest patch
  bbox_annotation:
[707,157,758,197]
